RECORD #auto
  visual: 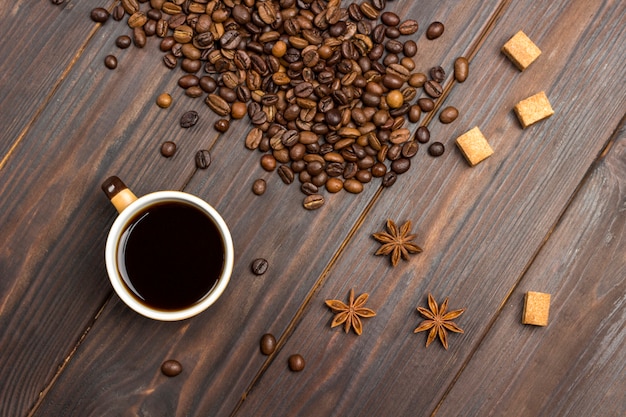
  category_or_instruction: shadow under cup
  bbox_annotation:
[105,192,233,321]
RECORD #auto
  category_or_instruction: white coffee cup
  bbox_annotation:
[101,176,234,321]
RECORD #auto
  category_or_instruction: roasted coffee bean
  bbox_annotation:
[303,194,324,210]
[178,74,199,88]
[205,94,231,116]
[156,93,172,108]
[408,72,427,88]
[426,21,445,39]
[195,150,211,169]
[163,53,177,69]
[391,158,410,174]
[261,154,277,171]
[403,40,417,57]
[161,360,182,377]
[245,128,263,150]
[214,118,230,132]
[104,55,118,69]
[381,12,400,26]
[260,334,276,355]
[251,258,269,275]
[382,171,397,187]
[417,97,435,112]
[416,126,431,143]
[385,39,404,54]
[428,141,445,157]
[180,110,199,128]
[344,178,363,194]
[398,19,419,35]
[301,182,318,195]
[121,0,139,15]
[325,177,343,193]
[116,35,132,49]
[408,105,421,123]
[371,162,387,177]
[91,8,110,23]
[199,76,217,93]
[252,179,266,195]
[430,66,446,83]
[439,106,459,124]
[424,80,443,98]
[454,57,469,82]
[372,0,387,11]
[160,141,176,157]
[288,354,305,372]
[133,27,147,47]
[402,141,419,158]
[277,165,295,184]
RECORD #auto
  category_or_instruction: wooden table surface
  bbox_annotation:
[1,0,624,416]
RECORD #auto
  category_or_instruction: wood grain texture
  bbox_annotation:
[30,1,509,416]
[435,121,626,417]
[233,0,626,415]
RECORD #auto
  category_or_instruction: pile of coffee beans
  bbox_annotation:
[83,0,467,209]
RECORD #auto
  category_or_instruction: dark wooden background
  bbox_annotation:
[1,0,624,416]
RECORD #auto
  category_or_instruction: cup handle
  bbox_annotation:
[101,176,137,214]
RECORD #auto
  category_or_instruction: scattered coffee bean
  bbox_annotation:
[161,360,183,377]
[260,334,277,355]
[160,141,176,157]
[90,7,110,23]
[426,21,445,39]
[180,110,199,128]
[115,35,132,49]
[251,258,269,275]
[252,178,267,195]
[156,93,172,108]
[439,106,459,124]
[260,154,277,171]
[382,171,397,187]
[104,55,117,69]
[430,66,446,83]
[303,194,324,210]
[214,118,230,133]
[277,165,295,184]
[428,142,445,157]
[194,150,211,169]
[416,126,431,143]
[424,80,443,98]
[288,354,305,372]
[454,57,470,82]
[417,98,435,113]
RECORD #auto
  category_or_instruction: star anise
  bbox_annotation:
[372,219,422,267]
[325,288,376,336]
[414,293,465,350]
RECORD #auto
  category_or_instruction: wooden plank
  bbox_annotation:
[30,1,509,416]
[0,1,113,162]
[231,0,626,415]
[435,120,626,416]
[0,7,226,417]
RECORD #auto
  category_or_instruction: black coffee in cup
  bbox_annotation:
[117,201,225,310]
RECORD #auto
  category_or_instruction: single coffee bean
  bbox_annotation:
[214,118,230,132]
[430,66,446,83]
[180,110,199,128]
[424,80,443,98]
[277,165,295,184]
[326,177,343,193]
[160,141,176,157]
[402,141,419,158]
[116,35,132,49]
[398,19,419,35]
[260,154,277,171]
[260,334,277,355]
[90,7,110,23]
[371,162,387,177]
[391,158,410,174]
[104,55,117,69]
[288,354,305,372]
[381,12,400,26]
[408,105,421,123]
[252,179,267,196]
[194,150,211,169]
[439,106,459,124]
[156,93,172,108]
[403,40,417,57]
[132,26,147,48]
[416,126,431,143]
[344,178,364,194]
[408,72,427,88]
[112,5,125,21]
[418,98,435,112]
[382,171,397,187]
[161,359,182,377]
[251,258,269,275]
[428,142,445,157]
[454,57,469,82]
[303,194,324,210]
[426,21,445,39]
[199,76,217,93]
[205,94,231,116]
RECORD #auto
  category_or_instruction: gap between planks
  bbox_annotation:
[228,0,514,414]
[429,111,626,416]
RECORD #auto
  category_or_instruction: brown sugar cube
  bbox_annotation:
[514,91,554,128]
[522,291,551,326]
[455,127,494,166]
[501,31,542,71]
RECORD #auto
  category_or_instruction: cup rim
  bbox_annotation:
[105,191,234,321]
